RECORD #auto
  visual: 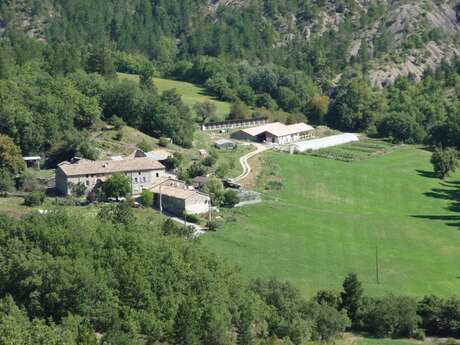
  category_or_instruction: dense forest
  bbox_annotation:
[1,210,460,344]
[0,0,459,159]
[1,0,460,343]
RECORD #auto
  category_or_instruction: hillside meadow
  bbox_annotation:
[202,146,460,297]
[118,73,231,119]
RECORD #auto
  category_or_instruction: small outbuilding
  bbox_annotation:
[23,156,41,169]
[149,178,211,216]
[214,139,236,150]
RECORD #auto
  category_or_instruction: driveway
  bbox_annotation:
[234,143,271,183]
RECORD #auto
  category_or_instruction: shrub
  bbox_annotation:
[164,152,183,170]
[265,180,282,191]
[140,190,154,207]
[183,212,200,224]
[109,115,125,129]
[202,155,216,167]
[0,169,14,195]
[413,328,426,340]
[223,189,240,207]
[161,219,194,238]
[18,170,38,192]
[206,220,222,231]
[113,132,123,141]
[158,137,170,147]
[187,162,207,178]
[138,139,152,152]
[24,191,45,207]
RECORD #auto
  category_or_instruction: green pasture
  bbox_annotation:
[118,73,231,119]
[202,146,460,297]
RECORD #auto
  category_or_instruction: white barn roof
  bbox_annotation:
[240,122,313,138]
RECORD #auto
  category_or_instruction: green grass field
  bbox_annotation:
[118,73,231,119]
[351,338,428,345]
[202,146,460,297]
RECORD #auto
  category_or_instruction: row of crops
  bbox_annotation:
[305,139,398,162]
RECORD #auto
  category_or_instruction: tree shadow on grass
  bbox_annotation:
[412,178,460,228]
[416,170,438,179]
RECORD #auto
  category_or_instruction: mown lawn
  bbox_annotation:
[118,73,231,119]
[202,146,460,297]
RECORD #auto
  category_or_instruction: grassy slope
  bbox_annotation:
[118,73,231,119]
[202,146,460,297]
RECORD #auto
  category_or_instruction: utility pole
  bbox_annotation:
[159,183,163,215]
[376,246,380,285]
[208,202,212,223]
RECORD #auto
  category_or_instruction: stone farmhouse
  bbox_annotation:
[231,122,314,145]
[56,157,166,196]
[149,178,211,215]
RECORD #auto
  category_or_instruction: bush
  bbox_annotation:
[161,219,194,238]
[223,189,240,207]
[0,169,14,195]
[109,115,125,129]
[183,212,200,224]
[163,152,183,170]
[138,139,152,152]
[113,131,123,141]
[140,190,154,207]
[158,137,170,147]
[24,191,45,207]
[17,170,38,192]
[202,155,217,167]
[265,180,282,191]
[206,219,222,231]
[187,162,207,178]
[413,328,426,340]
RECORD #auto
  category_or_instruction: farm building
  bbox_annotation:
[56,157,166,196]
[289,133,360,152]
[231,122,314,144]
[214,139,236,150]
[201,117,269,131]
[23,156,41,169]
[149,178,210,215]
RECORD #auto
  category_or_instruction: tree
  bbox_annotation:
[24,191,45,207]
[0,169,15,194]
[314,290,341,309]
[139,63,155,90]
[430,147,458,179]
[97,201,135,225]
[327,79,379,132]
[102,173,131,199]
[86,46,116,78]
[0,134,25,175]
[138,139,152,152]
[229,100,251,120]
[203,177,225,206]
[194,101,217,123]
[69,182,87,197]
[223,189,239,207]
[340,273,363,325]
[305,95,329,124]
[140,190,154,207]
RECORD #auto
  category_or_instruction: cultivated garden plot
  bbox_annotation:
[307,139,399,162]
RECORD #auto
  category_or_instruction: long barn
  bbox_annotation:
[231,122,314,144]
